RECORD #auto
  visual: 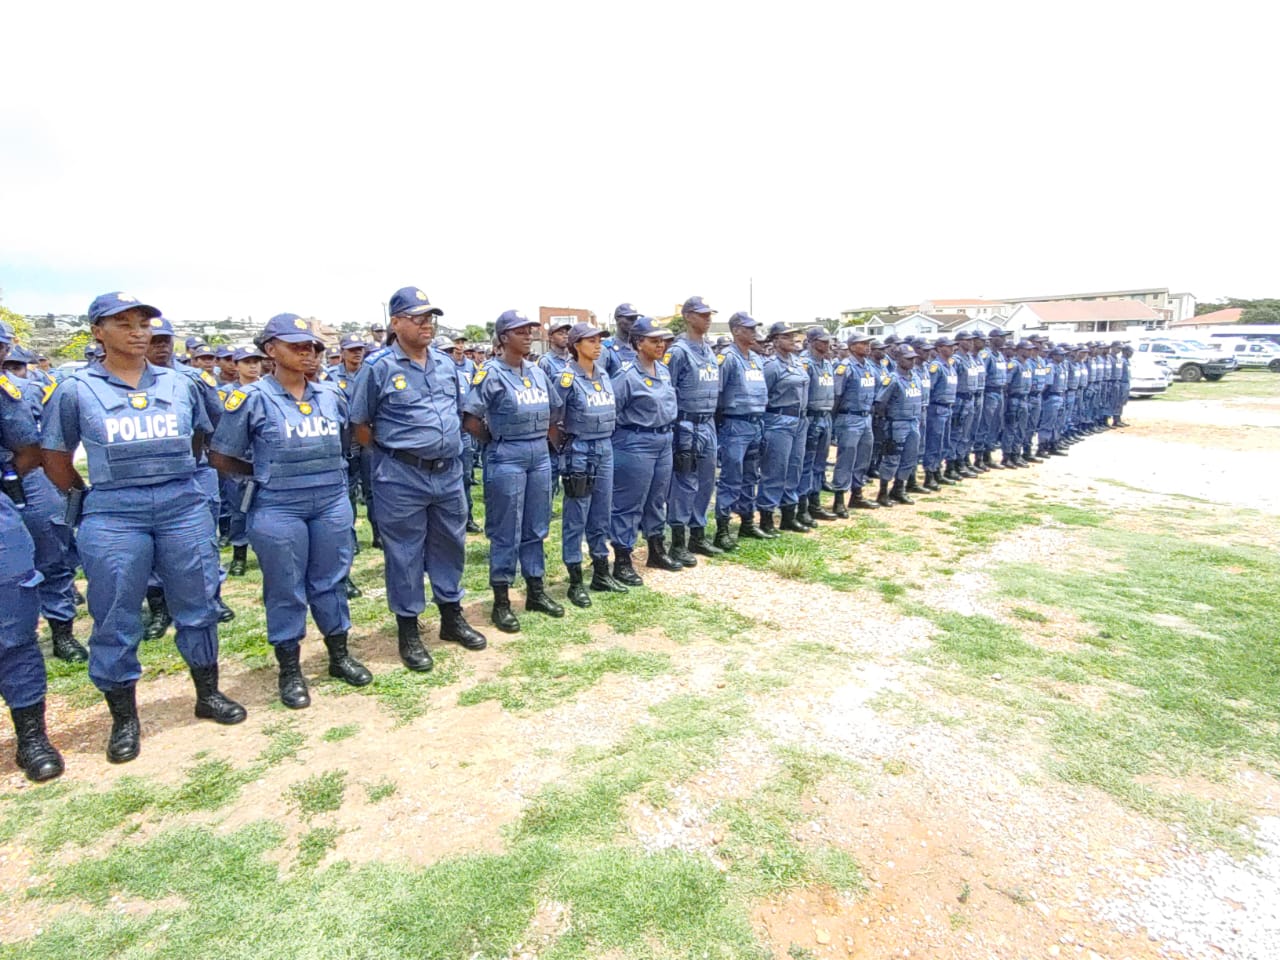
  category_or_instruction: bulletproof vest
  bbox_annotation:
[836,358,879,413]
[968,353,987,393]
[253,385,345,487]
[766,355,809,408]
[929,358,958,403]
[886,370,923,420]
[720,348,768,415]
[666,339,720,412]
[984,349,1009,387]
[485,362,551,439]
[75,367,197,486]
[560,368,617,439]
[803,354,835,411]
[1007,359,1031,396]
[1049,362,1069,393]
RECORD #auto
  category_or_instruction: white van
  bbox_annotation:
[1206,338,1280,372]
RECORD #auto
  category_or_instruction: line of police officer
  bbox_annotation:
[0,290,1130,783]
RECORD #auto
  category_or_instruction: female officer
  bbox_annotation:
[609,316,680,588]
[209,314,370,709]
[462,310,562,632]
[224,345,265,577]
[759,322,811,534]
[550,323,632,607]
[41,292,246,764]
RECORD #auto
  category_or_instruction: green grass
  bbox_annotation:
[296,826,341,868]
[922,525,1280,851]
[1154,369,1280,402]
[364,778,397,803]
[321,723,360,743]
[712,526,864,590]
[257,719,307,765]
[286,770,348,820]
[324,652,464,725]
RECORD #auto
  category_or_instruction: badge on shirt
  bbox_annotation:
[472,369,487,385]
[0,374,21,400]
[835,364,847,375]
[338,379,347,390]
[559,371,574,388]
[716,355,725,365]
[644,378,653,387]
[128,392,149,410]
[929,362,939,373]
[200,370,218,388]
[592,381,602,391]
[523,377,532,388]
[297,401,313,415]
[225,389,248,411]
[881,375,891,386]
[392,374,407,390]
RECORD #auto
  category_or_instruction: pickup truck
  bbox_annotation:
[1134,339,1237,383]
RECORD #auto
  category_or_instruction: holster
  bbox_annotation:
[563,473,594,498]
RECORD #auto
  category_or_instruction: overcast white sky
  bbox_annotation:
[2,0,1274,331]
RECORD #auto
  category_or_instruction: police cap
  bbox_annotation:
[567,322,604,346]
[233,345,267,362]
[805,326,832,343]
[613,303,640,321]
[148,316,176,337]
[682,296,716,315]
[495,310,539,335]
[340,335,368,351]
[89,292,161,324]
[728,311,759,330]
[631,316,674,340]
[261,313,325,345]
[388,286,444,318]
[765,321,797,339]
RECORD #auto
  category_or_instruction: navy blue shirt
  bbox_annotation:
[350,342,463,459]
[613,359,677,429]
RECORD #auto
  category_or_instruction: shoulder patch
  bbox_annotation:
[929,362,939,373]
[218,389,227,403]
[42,381,57,404]
[200,370,218,388]
[835,364,847,375]
[0,374,20,400]
[662,352,671,365]
[471,369,487,386]
[224,389,248,412]
[716,354,725,365]
[881,375,891,386]
[559,370,575,388]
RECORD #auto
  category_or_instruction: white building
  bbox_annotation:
[1006,299,1162,335]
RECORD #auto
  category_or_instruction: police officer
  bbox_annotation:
[759,322,811,534]
[799,328,837,523]
[1022,336,1049,463]
[368,323,387,347]
[462,310,561,632]
[602,304,640,378]
[665,296,722,559]
[42,293,246,763]
[2,342,86,664]
[873,344,924,506]
[1116,345,1133,427]
[829,333,880,515]
[976,329,1009,468]
[551,323,637,606]
[611,316,679,584]
[1003,340,1033,467]
[715,312,770,545]
[209,315,371,709]
[351,286,486,669]
[947,332,977,478]
[923,337,958,490]
[538,317,573,381]
[218,345,266,576]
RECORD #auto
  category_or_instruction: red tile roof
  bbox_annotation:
[1020,299,1160,324]
[1170,307,1243,327]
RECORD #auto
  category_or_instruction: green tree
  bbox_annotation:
[463,324,488,343]
[1241,305,1280,325]
[54,330,94,360]
[0,305,32,343]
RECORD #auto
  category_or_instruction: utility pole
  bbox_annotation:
[749,277,753,314]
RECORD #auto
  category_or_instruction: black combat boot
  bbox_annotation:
[489,585,520,634]
[645,536,683,571]
[104,686,141,763]
[525,576,565,618]
[809,492,837,521]
[465,514,482,534]
[143,587,171,641]
[668,524,698,567]
[688,525,723,557]
[592,556,629,593]
[750,512,778,539]
[779,504,809,533]
[49,618,87,662]
[566,563,592,607]
[891,479,915,505]
[850,486,878,510]
[923,470,940,492]
[1049,441,1068,456]
[228,544,248,576]
[396,614,436,669]
[793,499,815,528]
[215,594,236,623]
[905,471,924,494]
[10,701,64,783]
[370,521,384,549]
[274,643,310,709]
[190,665,247,724]
[713,517,737,552]
[325,630,376,681]
[611,547,644,587]
[437,602,487,649]
[959,458,979,478]
[936,465,955,486]
[344,576,362,599]
[876,478,894,508]
[831,490,849,518]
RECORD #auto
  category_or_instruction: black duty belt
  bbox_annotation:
[616,424,673,434]
[839,408,871,416]
[678,411,715,423]
[806,408,833,417]
[765,405,802,416]
[720,413,763,422]
[380,446,454,472]
[955,392,972,399]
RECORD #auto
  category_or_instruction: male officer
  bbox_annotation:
[538,317,574,379]
[1023,336,1050,463]
[351,286,485,670]
[664,296,722,557]
[977,329,1010,468]
[760,322,810,534]
[798,327,837,523]
[923,337,958,490]
[830,333,881,514]
[1115,345,1133,427]
[1040,346,1069,456]
[715,312,770,545]
[873,345,924,505]
[1003,340,1033,467]
[603,304,640,378]
[368,323,387,347]
[947,333,978,478]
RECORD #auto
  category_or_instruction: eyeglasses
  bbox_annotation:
[394,314,436,327]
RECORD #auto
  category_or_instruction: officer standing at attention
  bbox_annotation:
[664,296,722,559]
[873,344,924,506]
[610,317,679,582]
[351,287,486,670]
[368,323,387,347]
[1115,345,1133,427]
[759,322,811,534]
[602,304,640,378]
[550,323,636,607]
[1023,337,1049,463]
[221,345,266,576]
[1003,340,1033,467]
[538,317,574,379]
[923,337,958,490]
[462,310,562,633]
[976,330,1009,469]
[0,337,87,663]
[41,293,246,763]
[215,347,237,386]
[798,327,837,524]
[209,315,372,709]
[830,333,881,515]
[715,312,771,546]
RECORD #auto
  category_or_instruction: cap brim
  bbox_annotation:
[504,319,540,331]
[398,305,444,317]
[270,332,326,344]
[94,303,162,323]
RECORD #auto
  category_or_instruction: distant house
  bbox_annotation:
[1006,299,1162,334]
[1168,307,1243,331]
[841,311,941,340]
[918,299,1012,323]
[998,287,1193,326]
